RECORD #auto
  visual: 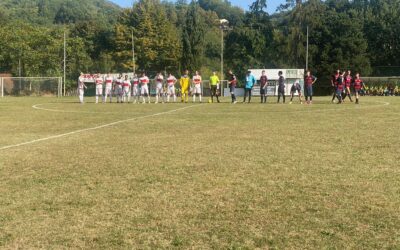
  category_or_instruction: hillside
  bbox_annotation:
[0,0,121,26]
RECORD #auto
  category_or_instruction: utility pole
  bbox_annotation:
[132,30,135,74]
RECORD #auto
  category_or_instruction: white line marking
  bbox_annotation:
[32,103,116,114]
[0,104,201,151]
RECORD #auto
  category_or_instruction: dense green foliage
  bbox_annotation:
[0,0,399,92]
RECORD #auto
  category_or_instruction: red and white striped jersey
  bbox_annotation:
[193,75,202,85]
[140,76,150,85]
[115,78,122,88]
[122,80,131,88]
[95,77,103,85]
[105,77,113,88]
[167,76,177,86]
[132,77,139,85]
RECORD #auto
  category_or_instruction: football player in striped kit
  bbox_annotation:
[139,72,151,104]
[155,72,164,104]
[192,71,202,103]
[103,73,114,103]
[131,74,140,104]
[95,73,104,104]
[166,73,177,103]
[77,73,87,104]
[122,75,131,103]
[114,74,123,103]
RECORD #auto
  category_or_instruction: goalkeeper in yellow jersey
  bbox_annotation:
[180,70,190,103]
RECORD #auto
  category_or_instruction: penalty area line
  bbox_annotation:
[0,104,201,151]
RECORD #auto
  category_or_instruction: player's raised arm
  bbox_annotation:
[312,75,317,84]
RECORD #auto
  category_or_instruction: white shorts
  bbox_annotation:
[123,87,131,96]
[193,84,201,94]
[132,85,139,96]
[141,85,149,95]
[78,88,84,96]
[96,86,103,96]
[167,85,175,95]
[156,83,163,94]
[114,87,123,96]
[104,87,112,96]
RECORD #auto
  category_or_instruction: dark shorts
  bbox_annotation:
[305,85,313,96]
[229,85,236,93]
[211,85,217,95]
[291,89,301,95]
[355,89,361,94]
[260,88,266,95]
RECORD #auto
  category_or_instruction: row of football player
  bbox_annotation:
[76,69,318,105]
[330,70,366,104]
[77,70,221,104]
[77,69,366,104]
[250,69,366,105]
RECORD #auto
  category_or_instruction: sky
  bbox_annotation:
[109,0,286,14]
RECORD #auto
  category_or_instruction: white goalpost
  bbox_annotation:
[0,77,62,98]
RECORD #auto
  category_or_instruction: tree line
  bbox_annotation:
[0,0,399,93]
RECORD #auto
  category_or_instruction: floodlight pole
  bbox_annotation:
[18,59,21,78]
[219,19,230,97]
[18,58,22,94]
[132,30,135,74]
[63,30,66,97]
[306,25,309,71]
[221,27,224,93]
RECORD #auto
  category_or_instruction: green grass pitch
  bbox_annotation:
[0,96,399,248]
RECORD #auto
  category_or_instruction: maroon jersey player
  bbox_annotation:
[353,73,364,104]
[342,70,353,102]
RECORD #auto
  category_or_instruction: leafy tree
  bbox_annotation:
[181,1,207,73]
[198,0,244,26]
[114,0,181,73]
